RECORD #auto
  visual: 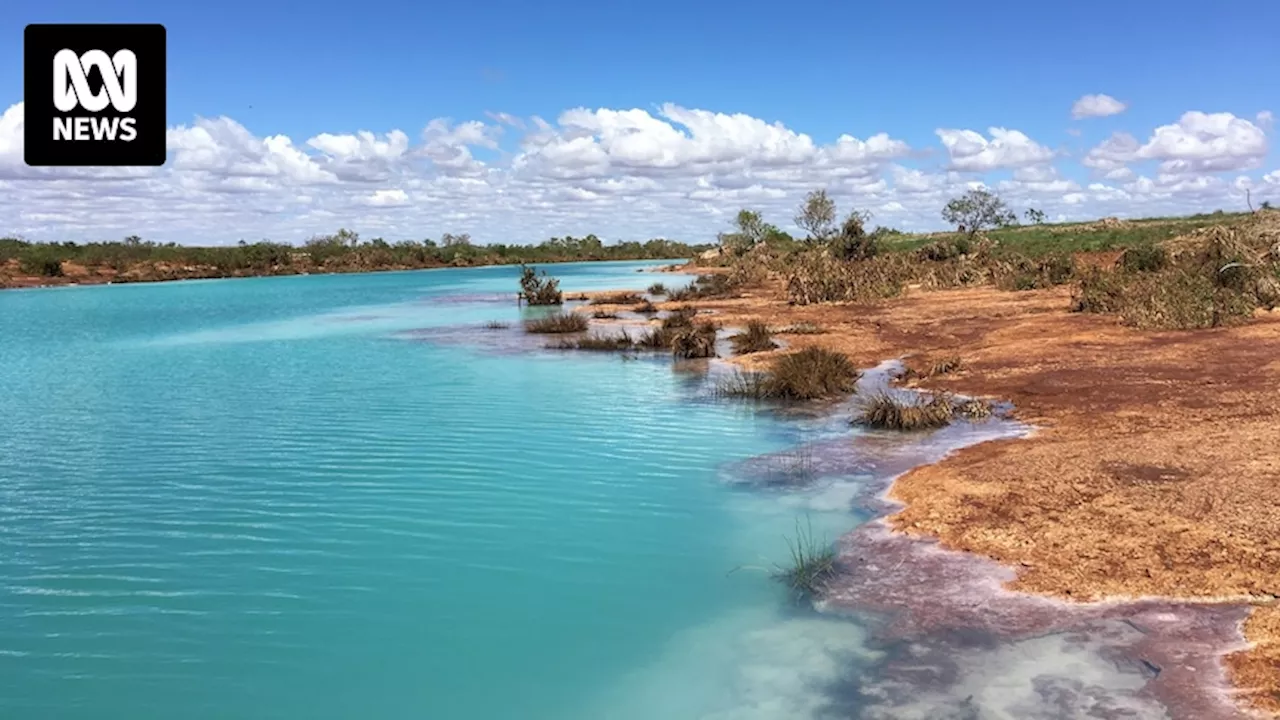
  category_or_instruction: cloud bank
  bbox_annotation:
[0,100,1274,245]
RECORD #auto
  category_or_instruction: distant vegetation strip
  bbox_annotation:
[0,230,710,287]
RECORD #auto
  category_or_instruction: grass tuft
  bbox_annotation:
[928,355,963,376]
[591,310,619,319]
[632,300,658,315]
[776,322,826,335]
[768,347,861,400]
[549,330,635,351]
[717,347,860,401]
[482,320,510,330]
[647,282,668,296]
[524,312,589,334]
[671,320,719,359]
[771,517,838,600]
[590,292,643,305]
[729,320,778,355]
[853,391,955,431]
[954,398,995,420]
[662,306,697,329]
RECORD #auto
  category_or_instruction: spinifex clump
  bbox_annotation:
[715,347,860,401]
[671,321,718,359]
[729,320,777,355]
[524,312,589,334]
[853,391,955,431]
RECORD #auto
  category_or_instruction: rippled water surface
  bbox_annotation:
[0,263,863,720]
[1,262,1175,720]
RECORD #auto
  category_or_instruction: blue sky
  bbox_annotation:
[1,0,1277,243]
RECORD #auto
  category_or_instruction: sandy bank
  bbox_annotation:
[660,280,1280,715]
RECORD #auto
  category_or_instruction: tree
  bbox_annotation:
[1025,208,1046,225]
[942,189,1016,237]
[795,189,837,243]
[734,209,768,245]
[830,209,877,261]
[720,209,774,256]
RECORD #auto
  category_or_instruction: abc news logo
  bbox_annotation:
[24,24,166,167]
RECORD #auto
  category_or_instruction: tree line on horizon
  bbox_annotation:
[712,187,1047,260]
[0,230,713,278]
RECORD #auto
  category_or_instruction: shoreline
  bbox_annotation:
[0,257,691,292]
[564,270,1280,715]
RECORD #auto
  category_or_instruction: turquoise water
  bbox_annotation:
[0,262,874,720]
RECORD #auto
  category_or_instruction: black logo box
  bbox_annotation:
[24,24,166,167]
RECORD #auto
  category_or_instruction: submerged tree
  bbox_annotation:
[942,189,1017,238]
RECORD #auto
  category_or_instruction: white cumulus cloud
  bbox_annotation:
[0,99,1275,244]
[935,127,1054,172]
[1071,94,1128,119]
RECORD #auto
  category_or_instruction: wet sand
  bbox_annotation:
[638,280,1280,716]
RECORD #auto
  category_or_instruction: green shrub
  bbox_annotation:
[729,320,777,355]
[1119,245,1168,273]
[915,237,972,262]
[828,212,878,261]
[519,265,563,305]
[19,249,64,277]
[524,312,589,333]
